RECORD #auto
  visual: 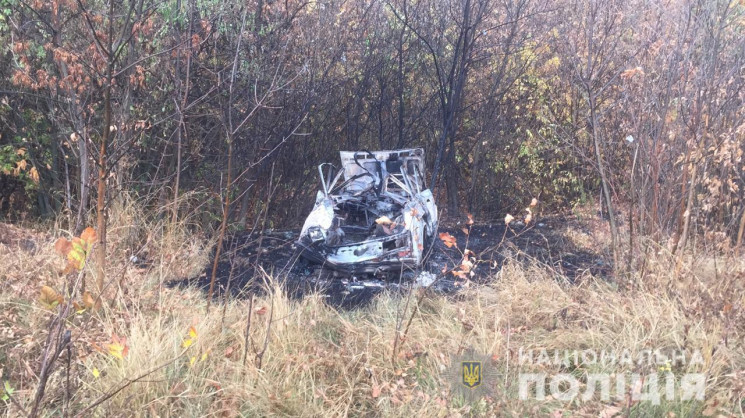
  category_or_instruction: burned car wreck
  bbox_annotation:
[296,149,438,275]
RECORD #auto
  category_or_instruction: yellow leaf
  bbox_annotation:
[189,356,197,366]
[29,166,39,184]
[92,368,100,378]
[200,351,208,362]
[67,237,87,270]
[182,338,193,348]
[107,334,129,360]
[108,343,125,360]
[188,326,197,339]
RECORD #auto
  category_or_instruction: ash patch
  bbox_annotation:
[172,216,611,308]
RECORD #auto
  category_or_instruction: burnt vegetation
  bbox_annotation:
[0,0,744,416]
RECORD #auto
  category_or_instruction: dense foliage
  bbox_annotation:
[1,0,743,246]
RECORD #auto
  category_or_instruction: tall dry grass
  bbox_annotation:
[0,200,743,416]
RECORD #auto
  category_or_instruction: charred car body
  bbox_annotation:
[297,149,438,275]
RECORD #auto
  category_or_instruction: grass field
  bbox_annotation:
[1,208,743,417]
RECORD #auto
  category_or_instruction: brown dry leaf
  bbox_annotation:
[82,291,96,309]
[466,213,474,225]
[39,285,63,309]
[62,262,77,275]
[460,227,469,235]
[372,383,381,398]
[530,197,538,207]
[254,306,268,315]
[224,346,235,358]
[54,237,72,256]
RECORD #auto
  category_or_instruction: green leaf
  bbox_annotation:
[2,380,13,402]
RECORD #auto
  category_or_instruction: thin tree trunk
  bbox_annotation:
[675,163,697,255]
[172,0,195,225]
[207,134,232,311]
[589,94,619,274]
[95,0,116,292]
[628,142,639,276]
[735,205,745,256]
[207,7,247,310]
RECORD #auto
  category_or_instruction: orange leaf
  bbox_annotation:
[451,269,467,279]
[466,213,474,225]
[438,232,457,248]
[460,227,469,235]
[73,301,84,313]
[82,291,97,310]
[54,238,72,256]
[80,227,97,247]
[254,306,268,315]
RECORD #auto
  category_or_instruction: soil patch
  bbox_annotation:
[172,215,611,307]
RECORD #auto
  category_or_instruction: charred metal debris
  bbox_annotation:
[296,149,439,278]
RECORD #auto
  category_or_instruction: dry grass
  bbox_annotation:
[1,204,744,417]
